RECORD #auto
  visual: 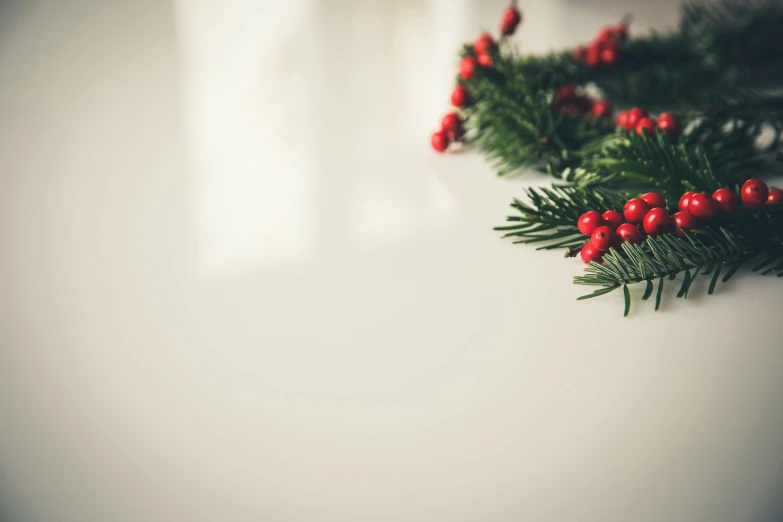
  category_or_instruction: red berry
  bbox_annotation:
[577,210,605,236]
[591,226,615,251]
[616,111,629,129]
[625,107,648,129]
[656,112,681,136]
[673,211,699,237]
[502,6,522,24]
[643,208,674,236]
[431,131,449,153]
[459,57,477,80]
[477,52,493,67]
[590,100,613,119]
[601,210,624,229]
[678,191,695,212]
[500,6,522,35]
[600,46,619,66]
[440,115,463,140]
[451,85,469,108]
[474,33,495,55]
[712,188,737,213]
[500,21,518,36]
[441,112,460,133]
[581,242,604,264]
[767,188,783,204]
[688,193,719,219]
[624,198,651,224]
[560,104,582,116]
[741,178,769,206]
[635,117,657,137]
[571,46,587,61]
[616,223,643,244]
[585,44,601,68]
[640,192,666,209]
[556,83,578,101]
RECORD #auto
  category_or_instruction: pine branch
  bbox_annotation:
[457,0,783,180]
[465,55,783,183]
[681,0,783,77]
[574,208,783,315]
[578,134,760,195]
[465,57,615,176]
[496,135,777,247]
[495,185,630,250]
[592,0,783,107]
[496,150,783,315]
[447,0,783,316]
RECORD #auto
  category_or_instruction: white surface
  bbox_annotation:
[1,1,783,521]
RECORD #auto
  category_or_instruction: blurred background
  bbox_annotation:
[1,1,783,521]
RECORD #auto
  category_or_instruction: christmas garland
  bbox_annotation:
[432,0,783,316]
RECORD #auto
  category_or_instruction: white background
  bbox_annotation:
[1,1,783,521]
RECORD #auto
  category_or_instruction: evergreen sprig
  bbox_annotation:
[574,207,783,316]
[496,186,629,250]
[578,133,766,195]
[461,0,783,181]
[451,0,783,314]
[495,137,783,313]
[466,57,616,176]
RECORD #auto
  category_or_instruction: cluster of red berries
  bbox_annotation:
[431,111,466,152]
[678,179,783,216]
[571,23,627,68]
[457,3,521,83]
[432,32,498,153]
[431,35,495,153]
[616,107,681,137]
[577,192,669,264]
[471,33,497,71]
[551,83,613,119]
[431,4,522,153]
[576,179,783,264]
[548,86,683,139]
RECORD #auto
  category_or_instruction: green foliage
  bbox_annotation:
[495,137,783,314]
[454,0,783,314]
[574,207,783,315]
[592,0,783,108]
[578,132,775,196]
[496,186,629,250]
[465,57,615,177]
[460,0,783,180]
[681,0,783,81]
